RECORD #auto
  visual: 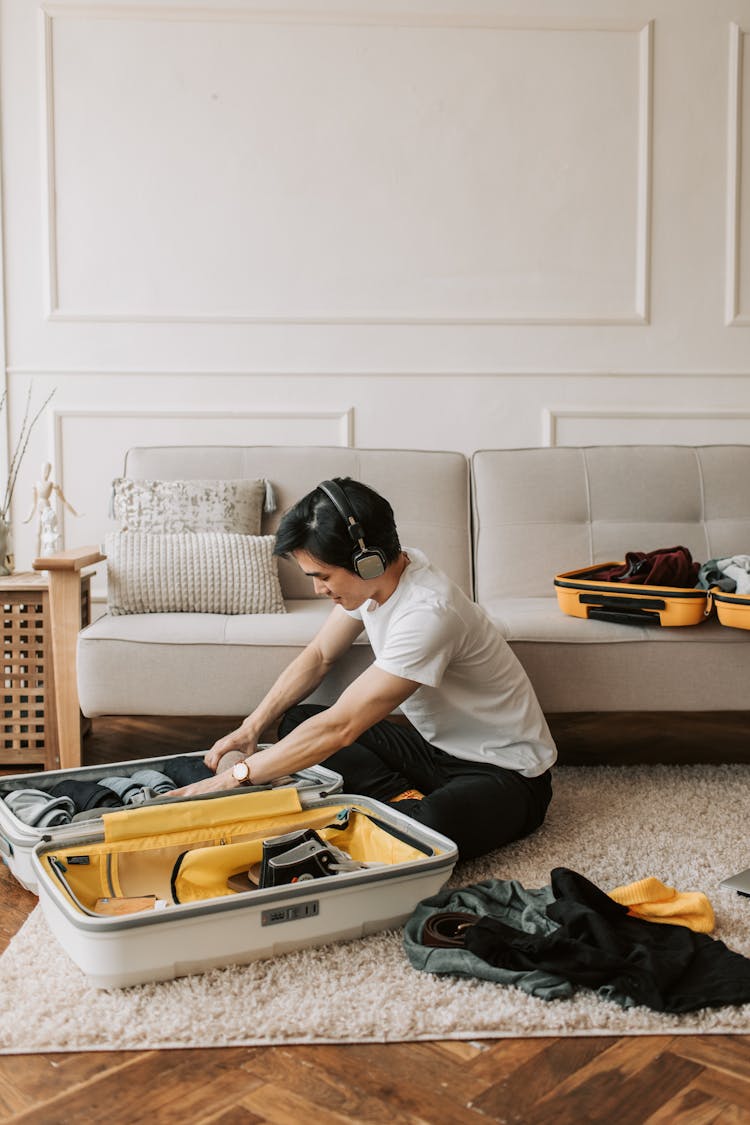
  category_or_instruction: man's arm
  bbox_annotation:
[172,663,418,797]
[204,606,364,770]
[242,664,419,783]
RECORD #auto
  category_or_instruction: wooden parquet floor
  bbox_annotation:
[1,715,750,1124]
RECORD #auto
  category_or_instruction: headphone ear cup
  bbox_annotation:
[353,548,387,580]
[318,480,387,578]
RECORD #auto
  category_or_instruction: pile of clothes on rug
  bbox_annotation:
[404,868,750,1013]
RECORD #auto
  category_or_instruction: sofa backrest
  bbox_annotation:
[472,445,750,600]
[124,446,472,599]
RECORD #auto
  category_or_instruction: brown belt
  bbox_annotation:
[421,911,479,948]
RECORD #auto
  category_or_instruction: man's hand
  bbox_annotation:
[168,769,244,800]
[204,723,259,773]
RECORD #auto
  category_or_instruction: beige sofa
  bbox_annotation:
[76,443,750,726]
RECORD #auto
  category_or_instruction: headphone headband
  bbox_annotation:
[318,481,365,545]
[318,480,387,580]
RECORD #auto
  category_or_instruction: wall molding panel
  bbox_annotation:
[49,408,353,517]
[39,5,653,326]
[43,406,352,600]
[543,407,750,447]
[726,22,748,326]
[25,367,750,381]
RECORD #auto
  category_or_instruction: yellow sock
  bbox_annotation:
[609,876,715,933]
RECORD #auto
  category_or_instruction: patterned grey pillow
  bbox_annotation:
[105,532,286,615]
[111,478,270,534]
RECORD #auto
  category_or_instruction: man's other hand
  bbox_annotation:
[204,724,259,772]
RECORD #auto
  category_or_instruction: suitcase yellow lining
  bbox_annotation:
[41,788,437,914]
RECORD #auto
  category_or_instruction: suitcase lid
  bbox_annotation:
[554,564,708,598]
[709,586,750,606]
[0,751,342,853]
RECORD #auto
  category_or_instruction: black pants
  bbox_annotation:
[278,704,553,861]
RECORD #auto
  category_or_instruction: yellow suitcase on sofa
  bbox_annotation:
[709,588,750,631]
[554,564,709,627]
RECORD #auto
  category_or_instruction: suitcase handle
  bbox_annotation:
[579,594,666,612]
[587,606,660,626]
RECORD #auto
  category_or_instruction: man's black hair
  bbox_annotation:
[273,477,401,573]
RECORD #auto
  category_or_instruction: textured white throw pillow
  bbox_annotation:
[111,478,269,534]
[106,532,286,615]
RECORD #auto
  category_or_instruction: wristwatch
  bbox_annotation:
[231,760,253,785]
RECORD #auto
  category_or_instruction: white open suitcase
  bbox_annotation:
[1,752,457,989]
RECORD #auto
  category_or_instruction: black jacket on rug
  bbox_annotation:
[464,867,750,1014]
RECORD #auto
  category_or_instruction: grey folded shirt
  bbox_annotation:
[99,769,175,805]
[128,769,176,795]
[4,789,76,828]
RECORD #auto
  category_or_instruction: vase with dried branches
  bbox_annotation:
[0,385,56,576]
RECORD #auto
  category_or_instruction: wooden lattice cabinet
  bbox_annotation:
[1,571,91,769]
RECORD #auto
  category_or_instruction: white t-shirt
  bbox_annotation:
[345,548,556,777]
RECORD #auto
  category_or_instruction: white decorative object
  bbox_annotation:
[105,532,286,616]
[23,461,81,559]
[1,385,57,574]
[111,477,271,534]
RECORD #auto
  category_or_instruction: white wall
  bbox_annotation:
[2,0,750,595]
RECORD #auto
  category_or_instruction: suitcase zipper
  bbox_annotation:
[555,576,706,599]
[47,856,99,917]
[106,853,116,897]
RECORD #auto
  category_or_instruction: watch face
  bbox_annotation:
[232,761,250,783]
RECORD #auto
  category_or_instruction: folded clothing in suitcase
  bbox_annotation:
[32,785,457,989]
[554,563,709,627]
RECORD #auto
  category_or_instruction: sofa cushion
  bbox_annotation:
[483,596,750,644]
[481,597,749,712]
[77,600,373,716]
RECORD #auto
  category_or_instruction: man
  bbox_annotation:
[171,477,556,859]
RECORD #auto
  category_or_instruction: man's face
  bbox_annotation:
[292,550,369,611]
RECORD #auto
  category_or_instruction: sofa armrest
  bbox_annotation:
[32,546,106,768]
[32,545,106,572]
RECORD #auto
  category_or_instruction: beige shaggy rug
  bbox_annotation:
[2,764,750,1053]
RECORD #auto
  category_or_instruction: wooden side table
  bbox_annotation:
[2,553,102,771]
[2,572,85,770]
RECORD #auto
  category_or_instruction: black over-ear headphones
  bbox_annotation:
[318,480,387,580]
